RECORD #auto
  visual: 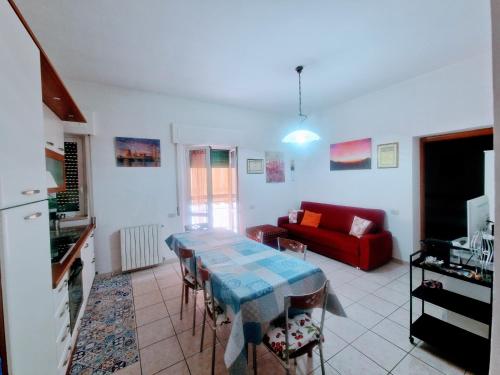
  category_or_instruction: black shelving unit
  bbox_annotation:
[410,249,493,374]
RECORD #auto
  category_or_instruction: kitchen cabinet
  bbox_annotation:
[44,105,66,155]
[0,201,57,375]
[81,229,96,300]
[0,0,47,210]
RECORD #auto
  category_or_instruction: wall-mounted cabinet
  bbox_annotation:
[44,105,65,155]
[8,0,86,124]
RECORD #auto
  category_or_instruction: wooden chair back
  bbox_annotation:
[178,247,195,280]
[283,280,329,363]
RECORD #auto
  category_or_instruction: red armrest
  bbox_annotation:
[277,216,289,227]
[358,230,393,271]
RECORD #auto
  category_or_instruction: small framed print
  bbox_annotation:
[377,142,399,168]
[247,158,264,174]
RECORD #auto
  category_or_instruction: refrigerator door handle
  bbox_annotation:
[24,212,42,220]
[21,189,41,196]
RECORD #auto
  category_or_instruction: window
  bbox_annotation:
[55,135,87,217]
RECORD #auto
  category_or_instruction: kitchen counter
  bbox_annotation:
[51,224,95,288]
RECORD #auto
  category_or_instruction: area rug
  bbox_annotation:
[70,273,139,374]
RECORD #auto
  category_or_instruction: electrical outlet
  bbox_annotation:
[167,213,177,218]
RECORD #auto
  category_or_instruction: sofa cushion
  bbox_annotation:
[349,216,373,238]
[300,210,322,228]
[300,201,385,234]
[282,223,359,255]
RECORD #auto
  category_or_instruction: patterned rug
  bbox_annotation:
[70,273,139,375]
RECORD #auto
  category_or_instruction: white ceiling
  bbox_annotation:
[16,0,491,114]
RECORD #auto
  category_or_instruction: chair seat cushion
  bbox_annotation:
[183,273,196,286]
[264,313,320,359]
[207,298,230,326]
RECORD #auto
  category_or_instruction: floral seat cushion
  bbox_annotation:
[206,298,230,326]
[264,313,321,359]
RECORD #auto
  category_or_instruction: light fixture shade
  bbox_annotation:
[282,129,320,144]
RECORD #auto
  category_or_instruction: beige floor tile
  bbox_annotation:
[136,302,168,327]
[164,295,197,315]
[155,360,190,375]
[137,317,175,349]
[114,361,141,375]
[324,315,367,343]
[392,354,443,375]
[133,279,159,297]
[328,346,386,375]
[373,286,409,306]
[358,294,399,316]
[344,303,384,329]
[187,345,229,375]
[157,275,182,289]
[348,277,383,293]
[134,289,163,310]
[170,309,204,334]
[161,284,186,301]
[351,330,406,371]
[139,336,184,375]
[177,324,213,358]
[388,306,412,328]
[372,318,419,352]
[335,283,369,302]
[314,326,348,360]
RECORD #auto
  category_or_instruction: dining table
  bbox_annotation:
[166,228,346,374]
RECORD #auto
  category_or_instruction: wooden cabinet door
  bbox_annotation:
[0,0,46,209]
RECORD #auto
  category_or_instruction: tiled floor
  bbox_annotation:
[105,251,474,375]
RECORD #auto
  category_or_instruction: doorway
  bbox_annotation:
[420,128,494,241]
[186,146,238,231]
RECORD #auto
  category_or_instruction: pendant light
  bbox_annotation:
[282,65,320,144]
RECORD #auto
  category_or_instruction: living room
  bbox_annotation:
[1,1,500,375]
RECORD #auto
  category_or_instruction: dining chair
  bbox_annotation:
[184,223,210,232]
[249,230,264,243]
[197,259,231,375]
[259,280,329,375]
[277,237,307,260]
[178,247,202,335]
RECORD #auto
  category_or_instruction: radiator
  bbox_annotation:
[120,224,162,272]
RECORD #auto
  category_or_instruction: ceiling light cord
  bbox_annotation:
[296,65,307,122]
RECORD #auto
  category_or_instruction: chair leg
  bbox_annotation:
[185,285,190,303]
[318,341,326,375]
[180,283,184,320]
[307,348,313,357]
[192,290,197,336]
[211,326,216,375]
[200,308,207,353]
[253,343,257,375]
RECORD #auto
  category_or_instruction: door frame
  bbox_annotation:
[184,145,239,231]
[419,127,493,240]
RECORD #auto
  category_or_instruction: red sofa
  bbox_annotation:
[278,201,392,271]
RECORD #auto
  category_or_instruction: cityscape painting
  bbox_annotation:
[115,137,161,167]
[330,138,372,171]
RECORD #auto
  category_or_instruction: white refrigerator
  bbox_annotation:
[0,0,58,373]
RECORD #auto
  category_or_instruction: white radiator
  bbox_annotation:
[120,224,162,272]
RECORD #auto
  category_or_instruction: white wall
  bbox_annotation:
[66,81,296,273]
[294,53,493,261]
[490,0,500,373]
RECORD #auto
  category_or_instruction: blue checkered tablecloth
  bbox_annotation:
[166,229,345,374]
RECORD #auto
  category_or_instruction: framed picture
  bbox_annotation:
[265,151,285,183]
[330,138,372,171]
[377,142,399,168]
[115,137,161,167]
[247,158,264,174]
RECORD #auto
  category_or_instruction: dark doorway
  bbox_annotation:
[420,128,493,241]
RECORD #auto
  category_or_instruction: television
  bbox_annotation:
[467,195,490,243]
